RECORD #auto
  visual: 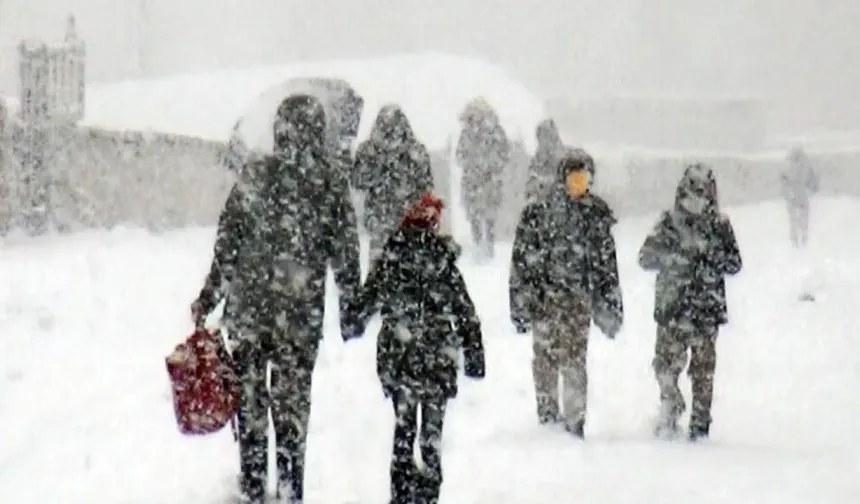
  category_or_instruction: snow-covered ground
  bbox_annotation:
[1,197,857,503]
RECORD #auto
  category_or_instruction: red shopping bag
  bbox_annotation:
[165,328,240,436]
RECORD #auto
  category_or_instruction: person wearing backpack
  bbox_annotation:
[345,192,485,504]
[191,94,363,504]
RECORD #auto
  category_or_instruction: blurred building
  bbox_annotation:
[1,0,858,136]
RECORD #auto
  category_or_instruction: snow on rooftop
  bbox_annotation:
[81,52,547,151]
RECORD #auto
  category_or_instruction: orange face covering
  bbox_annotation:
[566,170,590,198]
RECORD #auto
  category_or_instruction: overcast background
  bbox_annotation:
[1,0,857,135]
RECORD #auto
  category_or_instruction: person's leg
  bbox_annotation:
[652,325,689,438]
[532,317,560,424]
[232,339,270,503]
[415,397,448,504]
[270,336,321,502]
[688,327,718,441]
[389,391,420,504]
[558,301,592,437]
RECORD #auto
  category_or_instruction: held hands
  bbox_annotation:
[339,298,366,343]
[464,346,486,379]
[593,306,622,340]
[341,318,365,342]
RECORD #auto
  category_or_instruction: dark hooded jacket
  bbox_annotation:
[509,147,623,337]
[349,227,485,400]
[638,164,743,329]
[352,105,435,235]
[526,119,566,203]
[222,78,365,175]
[455,103,510,213]
[196,94,362,340]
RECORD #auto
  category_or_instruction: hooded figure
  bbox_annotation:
[638,163,742,442]
[346,192,485,504]
[455,98,511,259]
[781,146,819,248]
[352,104,435,261]
[223,77,365,181]
[525,118,566,204]
[509,147,623,438]
[191,94,362,504]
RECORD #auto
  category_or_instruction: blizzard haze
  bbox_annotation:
[1,0,859,134]
[1,2,859,504]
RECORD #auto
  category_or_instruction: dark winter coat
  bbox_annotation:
[526,119,566,203]
[455,111,510,216]
[509,150,623,338]
[638,164,743,330]
[351,105,435,236]
[196,96,362,342]
[349,227,485,400]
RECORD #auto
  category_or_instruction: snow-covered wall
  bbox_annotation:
[4,126,860,237]
[1,0,859,135]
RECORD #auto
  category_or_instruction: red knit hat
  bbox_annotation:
[400,192,444,230]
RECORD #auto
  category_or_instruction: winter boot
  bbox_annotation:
[389,459,417,504]
[689,422,710,442]
[564,418,585,439]
[654,399,682,440]
[414,467,442,504]
[536,397,560,425]
[274,426,306,503]
[654,417,680,440]
[275,445,290,499]
[237,426,267,504]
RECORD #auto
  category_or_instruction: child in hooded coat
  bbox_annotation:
[638,164,743,441]
[346,192,485,504]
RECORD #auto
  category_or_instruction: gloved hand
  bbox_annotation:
[512,316,530,335]
[339,304,365,342]
[379,375,396,398]
[593,307,621,340]
[190,298,207,328]
[341,321,364,342]
[464,346,486,379]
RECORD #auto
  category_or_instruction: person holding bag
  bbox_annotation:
[191,93,362,504]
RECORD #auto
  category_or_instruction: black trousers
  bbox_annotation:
[390,391,448,504]
[233,333,319,503]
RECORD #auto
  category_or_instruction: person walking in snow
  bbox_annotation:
[525,118,566,204]
[781,146,819,249]
[191,94,363,504]
[455,98,511,259]
[345,192,485,504]
[351,104,435,262]
[508,147,623,438]
[638,163,742,442]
